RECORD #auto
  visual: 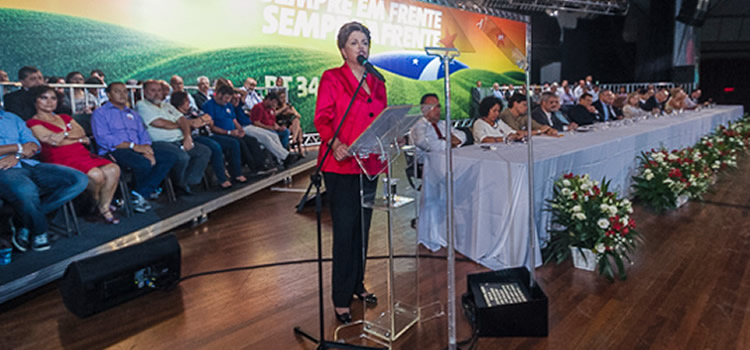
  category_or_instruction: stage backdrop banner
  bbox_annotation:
[0,0,526,131]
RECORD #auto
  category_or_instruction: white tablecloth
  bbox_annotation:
[418,106,745,270]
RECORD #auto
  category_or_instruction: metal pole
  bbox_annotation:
[524,19,537,287]
[442,53,457,350]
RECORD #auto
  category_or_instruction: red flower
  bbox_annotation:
[572,192,578,200]
[623,227,630,235]
[628,218,636,228]
[564,173,574,179]
[613,222,623,231]
[593,186,601,196]
[649,160,658,168]
[668,168,682,178]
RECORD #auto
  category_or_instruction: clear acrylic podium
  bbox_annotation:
[333,105,442,348]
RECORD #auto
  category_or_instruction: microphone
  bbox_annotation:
[357,55,386,82]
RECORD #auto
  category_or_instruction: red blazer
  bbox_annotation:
[315,63,388,174]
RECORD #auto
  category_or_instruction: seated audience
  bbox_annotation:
[193,76,211,108]
[171,91,245,188]
[26,85,121,224]
[202,85,272,174]
[47,76,73,115]
[500,93,557,136]
[274,90,305,155]
[641,88,668,113]
[622,92,647,118]
[592,90,622,122]
[684,89,703,109]
[249,92,292,149]
[240,78,263,111]
[4,66,45,120]
[1,108,88,252]
[568,93,600,126]
[137,80,211,195]
[573,79,587,100]
[472,96,522,143]
[90,69,108,104]
[411,93,466,165]
[560,84,576,107]
[170,74,198,110]
[65,71,98,114]
[234,89,298,167]
[532,92,578,131]
[92,82,178,212]
[664,88,687,114]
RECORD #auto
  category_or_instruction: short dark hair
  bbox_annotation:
[90,69,105,77]
[478,96,503,117]
[215,85,234,96]
[580,92,592,101]
[105,82,126,93]
[18,66,40,81]
[85,76,103,85]
[170,91,190,109]
[420,93,439,105]
[508,93,527,108]
[337,22,371,50]
[265,91,280,103]
[65,71,83,83]
[29,85,57,108]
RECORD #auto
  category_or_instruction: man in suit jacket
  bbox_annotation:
[500,93,557,136]
[470,81,483,119]
[532,92,578,131]
[640,89,668,113]
[3,66,45,120]
[568,93,600,126]
[592,90,622,122]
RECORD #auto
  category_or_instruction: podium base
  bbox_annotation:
[466,267,548,337]
[363,302,419,342]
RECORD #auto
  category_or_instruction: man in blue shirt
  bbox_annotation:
[92,82,178,212]
[202,85,273,174]
[0,109,88,252]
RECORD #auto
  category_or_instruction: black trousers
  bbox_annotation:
[323,172,378,308]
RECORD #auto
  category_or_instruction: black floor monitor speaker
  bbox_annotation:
[59,234,181,318]
[466,267,548,337]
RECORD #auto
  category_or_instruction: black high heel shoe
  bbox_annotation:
[355,293,378,306]
[335,310,352,324]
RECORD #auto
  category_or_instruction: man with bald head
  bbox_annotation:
[592,90,622,122]
[137,80,211,195]
[640,88,668,114]
[240,77,263,111]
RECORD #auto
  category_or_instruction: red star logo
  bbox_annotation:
[440,32,457,48]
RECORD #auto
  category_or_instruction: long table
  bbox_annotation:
[417,105,745,270]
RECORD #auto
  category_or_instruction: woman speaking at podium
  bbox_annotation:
[314,21,387,324]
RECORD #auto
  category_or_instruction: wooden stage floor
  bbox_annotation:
[2,160,750,349]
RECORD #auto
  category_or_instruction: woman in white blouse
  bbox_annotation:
[622,92,647,119]
[472,96,522,143]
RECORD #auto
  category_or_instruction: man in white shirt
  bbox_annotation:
[137,80,211,195]
[240,78,263,111]
[573,79,588,100]
[410,93,466,165]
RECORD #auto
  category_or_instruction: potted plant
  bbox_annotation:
[545,173,640,281]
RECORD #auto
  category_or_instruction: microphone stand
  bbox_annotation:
[293,70,384,350]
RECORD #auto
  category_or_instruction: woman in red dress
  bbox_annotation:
[26,85,121,224]
[314,21,387,323]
